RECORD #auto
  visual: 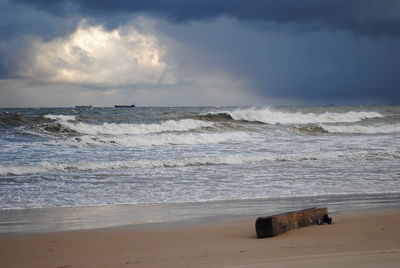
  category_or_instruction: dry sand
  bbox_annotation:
[0,208,399,268]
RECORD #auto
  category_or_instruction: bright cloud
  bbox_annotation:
[17,21,175,87]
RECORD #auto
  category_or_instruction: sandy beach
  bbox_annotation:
[0,208,399,268]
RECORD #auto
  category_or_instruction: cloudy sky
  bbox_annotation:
[1,0,400,107]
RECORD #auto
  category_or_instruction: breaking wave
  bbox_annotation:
[43,114,214,135]
[294,123,400,135]
[0,153,320,175]
[207,108,383,124]
[2,148,398,176]
[44,114,76,121]
[293,125,328,135]
[0,112,50,127]
[363,151,400,160]
[74,131,249,147]
[319,123,400,134]
[194,112,234,122]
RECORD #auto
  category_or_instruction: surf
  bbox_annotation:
[206,107,383,124]
[319,123,400,134]
[43,114,214,135]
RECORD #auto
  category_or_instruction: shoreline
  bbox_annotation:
[2,193,400,235]
[1,208,399,267]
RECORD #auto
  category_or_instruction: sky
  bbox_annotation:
[1,0,400,107]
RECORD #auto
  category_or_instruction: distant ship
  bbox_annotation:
[114,104,136,108]
[75,105,93,108]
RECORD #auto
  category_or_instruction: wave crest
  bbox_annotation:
[212,108,383,124]
[194,112,234,122]
[75,131,249,147]
[0,153,318,175]
[293,124,328,135]
[319,123,400,134]
[43,114,214,135]
[2,150,398,176]
[0,112,49,127]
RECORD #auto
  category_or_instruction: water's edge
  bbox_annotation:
[1,193,400,235]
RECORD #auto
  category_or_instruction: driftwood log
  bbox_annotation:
[255,207,332,238]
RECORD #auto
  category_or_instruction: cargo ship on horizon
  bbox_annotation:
[114,104,136,108]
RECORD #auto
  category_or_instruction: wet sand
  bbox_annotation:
[0,208,399,267]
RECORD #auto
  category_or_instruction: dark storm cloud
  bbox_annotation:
[2,0,400,106]
[11,0,400,36]
[157,19,400,105]
[1,1,78,40]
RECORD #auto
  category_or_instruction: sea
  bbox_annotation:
[1,105,399,234]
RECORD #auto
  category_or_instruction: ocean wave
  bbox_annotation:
[43,114,214,135]
[75,131,249,147]
[319,123,400,134]
[364,151,400,160]
[345,151,400,161]
[361,151,400,161]
[0,112,50,127]
[0,153,321,175]
[293,124,328,135]
[43,114,77,121]
[194,112,234,122]
[207,108,383,124]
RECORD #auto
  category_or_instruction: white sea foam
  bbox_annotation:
[320,123,400,134]
[0,162,65,175]
[76,131,249,147]
[44,114,213,135]
[216,108,383,124]
[0,153,325,175]
[3,107,399,213]
[44,114,77,121]
[347,151,400,161]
